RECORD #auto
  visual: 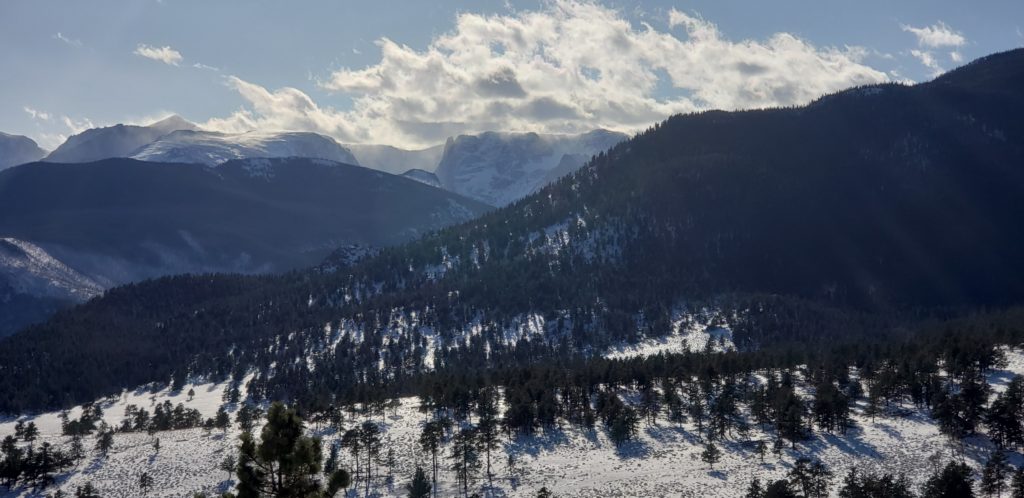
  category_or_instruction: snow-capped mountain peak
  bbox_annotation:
[129,130,359,166]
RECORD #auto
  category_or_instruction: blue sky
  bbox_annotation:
[2,0,1022,149]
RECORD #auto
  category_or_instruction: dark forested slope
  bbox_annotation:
[1,49,1023,414]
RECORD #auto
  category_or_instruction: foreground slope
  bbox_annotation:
[1,50,1023,414]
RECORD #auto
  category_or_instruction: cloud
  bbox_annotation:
[207,1,888,148]
[192,62,219,71]
[134,44,183,66]
[23,107,51,121]
[53,32,82,47]
[902,22,965,48]
[909,49,943,76]
[902,22,966,75]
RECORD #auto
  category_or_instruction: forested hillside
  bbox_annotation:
[1,49,1023,415]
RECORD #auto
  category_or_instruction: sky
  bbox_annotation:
[2,0,1022,150]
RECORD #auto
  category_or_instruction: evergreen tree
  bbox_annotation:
[138,471,154,495]
[215,406,232,432]
[220,453,237,482]
[407,466,432,498]
[981,452,1012,498]
[763,480,798,498]
[232,402,349,498]
[419,420,444,498]
[745,477,765,498]
[838,467,914,498]
[536,487,553,498]
[788,457,831,498]
[359,421,382,497]
[74,483,101,498]
[22,422,39,443]
[1010,467,1024,498]
[449,427,480,498]
[700,442,721,470]
[922,462,975,498]
[95,428,114,457]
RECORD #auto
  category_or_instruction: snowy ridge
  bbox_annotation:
[130,130,359,166]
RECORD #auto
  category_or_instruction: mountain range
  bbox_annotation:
[2,48,1021,414]
[0,156,488,337]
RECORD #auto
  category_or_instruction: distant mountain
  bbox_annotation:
[3,49,1024,413]
[131,130,359,166]
[346,143,445,175]
[0,157,488,337]
[44,115,197,163]
[402,168,442,188]
[434,129,627,206]
[0,238,103,337]
[0,132,47,170]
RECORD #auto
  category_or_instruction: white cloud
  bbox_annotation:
[23,106,51,121]
[192,62,219,71]
[134,44,183,66]
[53,32,82,47]
[61,115,95,135]
[901,22,967,74]
[207,1,888,148]
[901,22,966,48]
[909,49,943,76]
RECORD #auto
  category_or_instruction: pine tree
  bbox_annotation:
[138,471,154,495]
[1010,467,1024,498]
[477,387,500,491]
[215,406,231,433]
[407,466,432,498]
[536,487,553,498]
[700,442,721,470]
[220,453,237,482]
[419,420,444,498]
[22,422,39,443]
[74,483,101,498]
[745,477,765,498]
[95,428,114,457]
[981,452,1011,497]
[755,440,767,463]
[923,461,975,498]
[232,402,349,498]
[449,427,480,498]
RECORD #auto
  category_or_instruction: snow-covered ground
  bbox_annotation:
[3,350,1023,498]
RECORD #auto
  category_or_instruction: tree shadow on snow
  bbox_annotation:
[505,426,570,457]
[803,424,881,459]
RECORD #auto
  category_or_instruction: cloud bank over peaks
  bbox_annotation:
[204,1,889,148]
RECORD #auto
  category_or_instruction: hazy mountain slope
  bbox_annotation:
[131,130,359,166]
[0,132,46,170]
[1,49,1023,413]
[0,238,103,337]
[434,129,627,206]
[0,158,488,285]
[346,143,445,174]
[43,115,196,163]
